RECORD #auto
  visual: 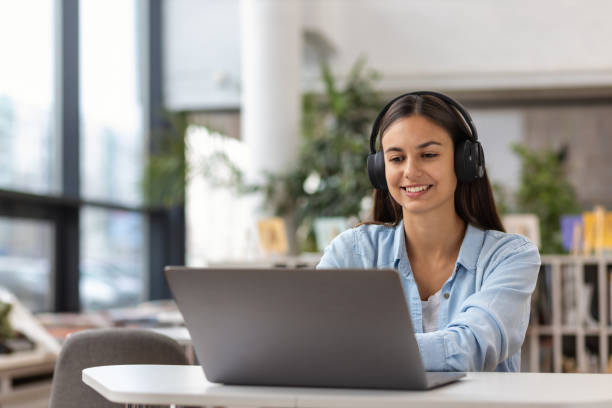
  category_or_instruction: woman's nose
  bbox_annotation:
[403,157,422,178]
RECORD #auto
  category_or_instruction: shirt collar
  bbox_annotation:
[392,220,485,272]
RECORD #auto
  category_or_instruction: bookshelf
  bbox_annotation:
[524,255,612,373]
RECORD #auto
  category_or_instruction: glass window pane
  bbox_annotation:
[0,1,59,194]
[0,217,54,312]
[80,207,146,310]
[80,0,145,205]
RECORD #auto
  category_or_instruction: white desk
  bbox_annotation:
[83,364,612,407]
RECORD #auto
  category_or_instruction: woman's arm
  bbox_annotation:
[316,228,357,269]
[415,240,541,371]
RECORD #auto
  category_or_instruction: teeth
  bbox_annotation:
[404,185,430,193]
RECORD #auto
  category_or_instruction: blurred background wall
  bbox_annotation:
[165,0,612,106]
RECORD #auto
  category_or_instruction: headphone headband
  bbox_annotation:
[366,90,485,189]
[368,91,478,154]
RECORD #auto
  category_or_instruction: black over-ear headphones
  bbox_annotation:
[366,91,485,190]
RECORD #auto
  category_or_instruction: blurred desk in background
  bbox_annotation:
[207,253,321,269]
[36,299,184,343]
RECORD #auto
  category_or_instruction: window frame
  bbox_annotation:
[0,0,184,312]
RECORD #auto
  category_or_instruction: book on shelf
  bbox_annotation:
[607,269,612,325]
[561,264,577,326]
[561,264,598,327]
[539,336,553,372]
[534,265,552,325]
[562,207,612,255]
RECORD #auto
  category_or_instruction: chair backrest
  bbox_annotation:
[48,328,189,408]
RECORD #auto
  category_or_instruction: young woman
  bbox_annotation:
[317,91,541,372]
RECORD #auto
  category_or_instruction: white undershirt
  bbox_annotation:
[421,289,442,333]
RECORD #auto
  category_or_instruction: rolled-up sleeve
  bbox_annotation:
[416,240,541,371]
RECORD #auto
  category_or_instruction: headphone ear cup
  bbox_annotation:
[367,151,388,190]
[454,139,478,183]
[476,141,485,178]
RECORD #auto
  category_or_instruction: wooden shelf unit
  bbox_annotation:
[523,255,612,373]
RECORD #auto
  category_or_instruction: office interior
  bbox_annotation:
[2,0,612,406]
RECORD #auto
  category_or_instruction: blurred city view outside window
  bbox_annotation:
[80,0,145,206]
[0,1,58,312]
[80,207,145,310]
[79,0,147,309]
[0,217,54,312]
[0,0,58,194]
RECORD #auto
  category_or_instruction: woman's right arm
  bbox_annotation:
[316,228,357,269]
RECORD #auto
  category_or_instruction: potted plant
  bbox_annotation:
[511,144,581,254]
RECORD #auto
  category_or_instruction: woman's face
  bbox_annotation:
[382,115,457,216]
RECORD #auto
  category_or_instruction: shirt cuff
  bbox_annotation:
[415,331,447,371]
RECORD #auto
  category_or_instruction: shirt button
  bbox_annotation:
[443,293,450,299]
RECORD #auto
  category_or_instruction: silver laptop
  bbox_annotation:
[165,267,465,390]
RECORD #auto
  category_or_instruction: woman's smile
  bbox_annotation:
[400,184,434,198]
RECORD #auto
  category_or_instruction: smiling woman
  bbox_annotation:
[317,92,541,373]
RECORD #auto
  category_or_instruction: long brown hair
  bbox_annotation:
[368,94,505,232]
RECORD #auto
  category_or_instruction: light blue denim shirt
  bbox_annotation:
[316,220,541,372]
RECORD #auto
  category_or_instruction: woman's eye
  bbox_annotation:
[389,156,403,163]
[423,153,438,159]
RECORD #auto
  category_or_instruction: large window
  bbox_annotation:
[79,0,148,308]
[0,1,181,313]
[0,1,59,195]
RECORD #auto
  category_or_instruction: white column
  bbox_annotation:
[240,0,302,184]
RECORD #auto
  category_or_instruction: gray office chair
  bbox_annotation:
[48,328,189,408]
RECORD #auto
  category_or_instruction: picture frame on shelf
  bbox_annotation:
[256,217,289,255]
[502,214,541,248]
